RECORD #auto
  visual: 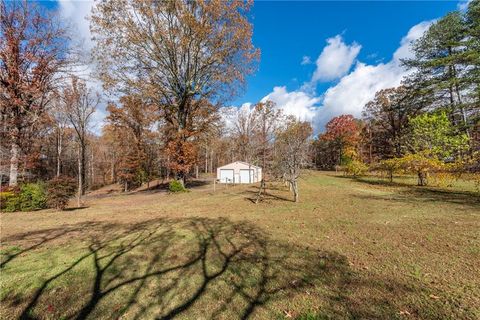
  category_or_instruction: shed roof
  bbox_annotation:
[218,161,261,169]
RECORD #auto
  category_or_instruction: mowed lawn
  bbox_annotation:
[1,171,479,320]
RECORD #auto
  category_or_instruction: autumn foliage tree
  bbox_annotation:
[91,0,259,186]
[1,0,72,186]
[165,136,197,183]
[320,114,361,166]
[106,95,157,190]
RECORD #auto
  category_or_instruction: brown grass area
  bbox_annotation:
[1,171,479,319]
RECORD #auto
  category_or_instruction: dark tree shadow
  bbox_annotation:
[0,221,102,269]
[2,217,448,319]
[243,185,294,203]
[185,179,212,189]
[136,182,170,194]
[333,175,480,210]
[63,206,90,212]
[126,179,212,195]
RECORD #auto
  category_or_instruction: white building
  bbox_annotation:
[217,161,262,184]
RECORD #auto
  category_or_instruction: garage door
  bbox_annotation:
[220,169,234,183]
[240,169,254,183]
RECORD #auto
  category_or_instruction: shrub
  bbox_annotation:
[4,194,21,212]
[169,180,186,193]
[345,160,368,177]
[377,158,402,182]
[47,176,77,210]
[18,183,47,211]
[2,183,48,212]
[1,186,20,212]
[431,171,457,188]
[396,153,444,186]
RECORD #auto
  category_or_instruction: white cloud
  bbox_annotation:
[392,20,433,62]
[58,0,94,50]
[314,21,432,131]
[314,62,405,128]
[90,107,107,133]
[249,21,432,134]
[458,0,473,11]
[301,56,312,65]
[219,103,254,132]
[311,35,361,82]
[261,86,320,122]
[221,88,320,133]
[58,1,108,134]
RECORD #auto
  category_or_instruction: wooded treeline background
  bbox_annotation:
[315,2,480,186]
[1,0,479,203]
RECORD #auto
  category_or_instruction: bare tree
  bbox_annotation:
[231,105,260,164]
[61,77,99,207]
[49,98,70,177]
[274,117,313,202]
[255,101,282,171]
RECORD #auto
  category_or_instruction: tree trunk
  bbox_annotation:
[452,66,470,137]
[195,164,199,179]
[369,128,373,163]
[417,171,428,186]
[9,139,20,187]
[210,149,213,174]
[90,152,94,188]
[177,172,185,187]
[110,159,115,184]
[254,178,265,204]
[80,144,86,195]
[77,145,83,207]
[166,160,170,180]
[56,129,62,177]
[205,148,208,174]
[292,180,299,202]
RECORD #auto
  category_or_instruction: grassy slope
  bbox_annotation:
[0,171,479,319]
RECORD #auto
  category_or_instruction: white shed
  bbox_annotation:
[217,161,262,184]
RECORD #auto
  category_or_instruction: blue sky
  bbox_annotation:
[52,0,468,132]
[238,0,459,105]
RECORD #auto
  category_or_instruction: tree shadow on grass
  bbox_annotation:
[243,185,294,203]
[185,179,213,189]
[331,174,412,188]
[122,179,212,195]
[399,187,480,209]
[2,217,446,319]
[0,221,104,269]
[333,175,480,210]
[135,182,170,194]
[63,206,90,212]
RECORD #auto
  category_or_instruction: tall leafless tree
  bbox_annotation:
[61,77,98,206]
[274,118,312,202]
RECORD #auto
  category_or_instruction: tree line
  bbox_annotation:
[314,0,479,187]
[1,0,314,207]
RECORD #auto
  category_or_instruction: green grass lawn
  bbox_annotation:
[1,171,479,319]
